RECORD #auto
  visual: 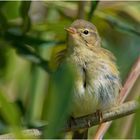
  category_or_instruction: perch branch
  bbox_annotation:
[119,56,140,103]
[0,100,139,139]
[63,100,139,131]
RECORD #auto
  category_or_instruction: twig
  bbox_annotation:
[77,1,86,19]
[94,56,140,139]
[63,100,139,131]
[0,129,42,139]
[119,56,140,103]
[0,100,139,139]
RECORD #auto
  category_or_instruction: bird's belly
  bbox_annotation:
[71,83,98,118]
[71,76,119,118]
[71,94,98,118]
[67,56,120,118]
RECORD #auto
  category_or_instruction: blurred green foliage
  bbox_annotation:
[0,1,140,139]
[42,63,75,138]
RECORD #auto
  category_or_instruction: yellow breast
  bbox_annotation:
[67,46,121,118]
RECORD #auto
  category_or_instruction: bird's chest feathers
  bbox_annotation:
[68,47,99,90]
[68,46,94,66]
[68,48,99,103]
[67,47,119,117]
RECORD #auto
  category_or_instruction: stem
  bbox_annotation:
[77,1,86,19]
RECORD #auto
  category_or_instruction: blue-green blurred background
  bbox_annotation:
[0,1,140,139]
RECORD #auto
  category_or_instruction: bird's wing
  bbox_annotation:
[49,45,67,71]
[102,48,116,62]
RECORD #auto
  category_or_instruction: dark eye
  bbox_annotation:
[83,30,89,35]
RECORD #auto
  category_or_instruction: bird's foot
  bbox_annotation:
[95,110,103,123]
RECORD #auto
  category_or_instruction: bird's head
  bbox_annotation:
[65,19,101,49]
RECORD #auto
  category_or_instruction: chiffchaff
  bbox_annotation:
[58,19,121,139]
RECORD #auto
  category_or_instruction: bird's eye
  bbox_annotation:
[83,30,89,35]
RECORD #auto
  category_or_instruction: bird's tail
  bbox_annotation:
[72,129,88,139]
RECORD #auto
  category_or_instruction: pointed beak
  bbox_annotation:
[65,27,77,34]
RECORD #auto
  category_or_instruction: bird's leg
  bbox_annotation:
[95,110,103,123]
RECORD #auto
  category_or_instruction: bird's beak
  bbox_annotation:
[65,27,77,34]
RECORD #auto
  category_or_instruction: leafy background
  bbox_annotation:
[0,1,140,138]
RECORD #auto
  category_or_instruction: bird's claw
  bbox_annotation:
[96,110,103,123]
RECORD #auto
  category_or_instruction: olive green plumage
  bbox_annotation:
[65,19,121,117]
[56,19,121,139]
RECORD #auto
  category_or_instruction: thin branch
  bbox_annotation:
[0,100,139,139]
[94,56,140,139]
[0,129,42,139]
[63,100,139,132]
[77,1,86,19]
[119,56,140,103]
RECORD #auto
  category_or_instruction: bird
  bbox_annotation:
[55,19,121,139]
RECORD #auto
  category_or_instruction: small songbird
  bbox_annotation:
[57,19,121,139]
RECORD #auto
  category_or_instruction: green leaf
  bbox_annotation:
[0,1,7,8]
[13,43,51,73]
[20,1,31,33]
[4,31,65,47]
[42,63,75,138]
[0,10,8,31]
[20,1,31,19]
[106,16,140,36]
[88,0,99,21]
[24,47,50,127]
[1,1,20,19]
[0,90,23,138]
[96,12,140,37]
